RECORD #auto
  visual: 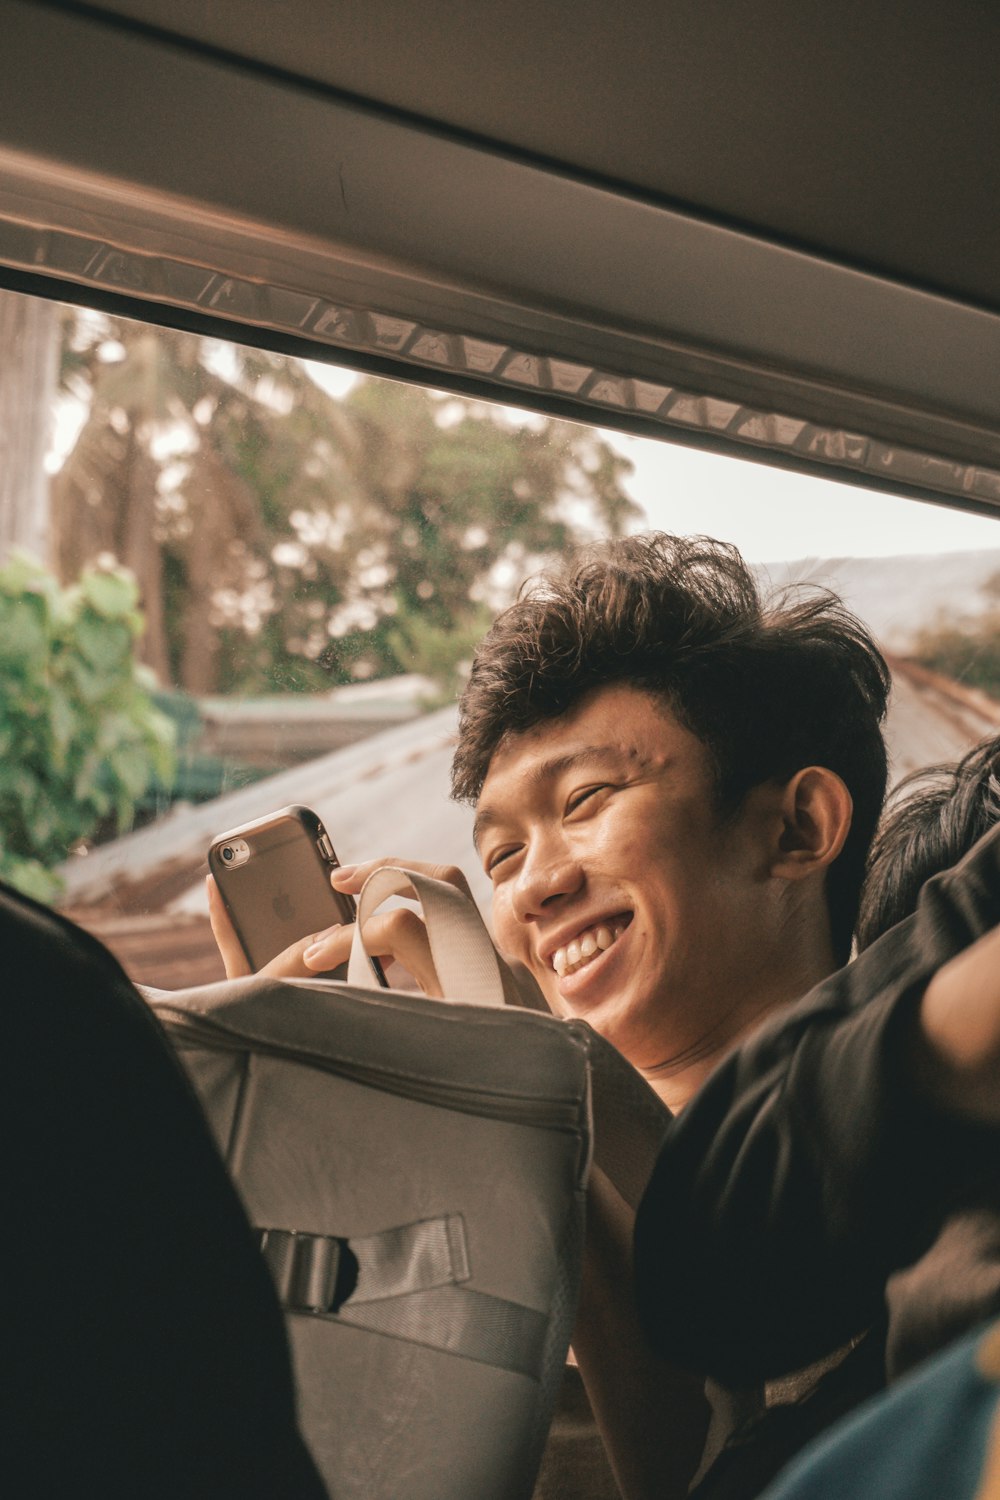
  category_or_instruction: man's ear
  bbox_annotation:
[770,766,853,881]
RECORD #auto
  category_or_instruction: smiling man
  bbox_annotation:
[468,685,851,1107]
[446,533,890,1112]
[210,532,892,1498]
[324,533,888,1497]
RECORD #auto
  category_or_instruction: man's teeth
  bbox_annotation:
[552,924,623,978]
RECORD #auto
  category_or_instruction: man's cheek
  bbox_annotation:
[489,898,521,963]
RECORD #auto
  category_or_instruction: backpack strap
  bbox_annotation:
[257,1212,549,1379]
[257,1212,469,1312]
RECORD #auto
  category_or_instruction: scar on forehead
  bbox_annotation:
[540,740,659,779]
[621,740,668,770]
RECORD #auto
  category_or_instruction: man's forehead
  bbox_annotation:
[472,698,688,844]
[480,687,684,788]
[486,738,633,792]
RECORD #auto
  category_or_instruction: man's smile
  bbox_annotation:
[548,911,634,978]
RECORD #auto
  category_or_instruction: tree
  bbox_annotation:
[0,288,58,564]
[52,312,640,695]
[283,379,639,687]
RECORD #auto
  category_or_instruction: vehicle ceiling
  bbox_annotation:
[96,0,1000,317]
[3,0,1000,515]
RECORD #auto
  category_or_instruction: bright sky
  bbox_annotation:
[603,430,1000,564]
[304,357,1000,565]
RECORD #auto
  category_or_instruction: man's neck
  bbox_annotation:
[641,946,838,1113]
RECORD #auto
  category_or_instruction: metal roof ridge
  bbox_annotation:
[57,704,459,903]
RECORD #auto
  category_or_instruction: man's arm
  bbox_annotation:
[573,1163,710,1500]
[912,921,1000,1122]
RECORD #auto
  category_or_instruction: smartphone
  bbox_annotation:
[208,804,387,984]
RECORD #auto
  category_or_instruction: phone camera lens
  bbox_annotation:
[222,846,234,862]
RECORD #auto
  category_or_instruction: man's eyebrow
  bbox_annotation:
[472,745,628,849]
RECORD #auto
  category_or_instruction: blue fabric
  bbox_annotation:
[761,1322,1000,1500]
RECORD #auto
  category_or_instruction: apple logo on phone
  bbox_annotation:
[273,892,295,922]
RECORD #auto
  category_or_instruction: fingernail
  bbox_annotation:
[331,864,356,882]
[304,925,341,964]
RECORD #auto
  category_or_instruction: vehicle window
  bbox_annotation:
[2,285,999,988]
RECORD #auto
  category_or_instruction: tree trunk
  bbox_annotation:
[120,426,173,686]
[0,289,58,564]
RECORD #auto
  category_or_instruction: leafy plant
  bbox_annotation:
[0,553,176,901]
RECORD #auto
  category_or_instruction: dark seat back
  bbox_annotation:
[1,883,327,1499]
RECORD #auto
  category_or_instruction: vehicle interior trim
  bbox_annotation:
[4,0,1000,514]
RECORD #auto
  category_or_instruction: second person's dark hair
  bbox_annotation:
[856,733,1000,951]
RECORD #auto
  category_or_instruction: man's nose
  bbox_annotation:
[511,843,584,921]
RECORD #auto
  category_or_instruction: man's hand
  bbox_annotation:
[206,868,441,991]
[207,858,548,1009]
[206,873,354,981]
[328,858,549,1008]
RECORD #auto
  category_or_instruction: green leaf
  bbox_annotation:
[65,654,108,706]
[0,598,50,665]
[74,614,132,674]
[79,566,140,620]
[0,763,42,805]
[108,742,155,800]
[72,750,104,804]
[46,686,78,759]
[0,550,53,600]
[0,854,63,904]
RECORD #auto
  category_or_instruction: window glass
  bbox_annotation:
[2,286,999,987]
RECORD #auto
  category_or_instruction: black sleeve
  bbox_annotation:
[1,883,327,1500]
[634,821,1000,1385]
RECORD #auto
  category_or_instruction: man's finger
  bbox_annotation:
[300,923,354,976]
[259,923,349,980]
[305,905,441,996]
[206,874,252,979]
[330,856,473,901]
[367,908,443,995]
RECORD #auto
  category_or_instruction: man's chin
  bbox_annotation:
[549,984,640,1049]
[540,983,573,1020]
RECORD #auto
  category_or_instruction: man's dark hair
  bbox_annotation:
[452,533,890,963]
[856,732,1000,951]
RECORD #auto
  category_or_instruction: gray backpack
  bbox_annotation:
[150,868,605,1500]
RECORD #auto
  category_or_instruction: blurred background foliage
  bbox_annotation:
[911,571,1000,697]
[0,553,175,900]
[51,309,639,697]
